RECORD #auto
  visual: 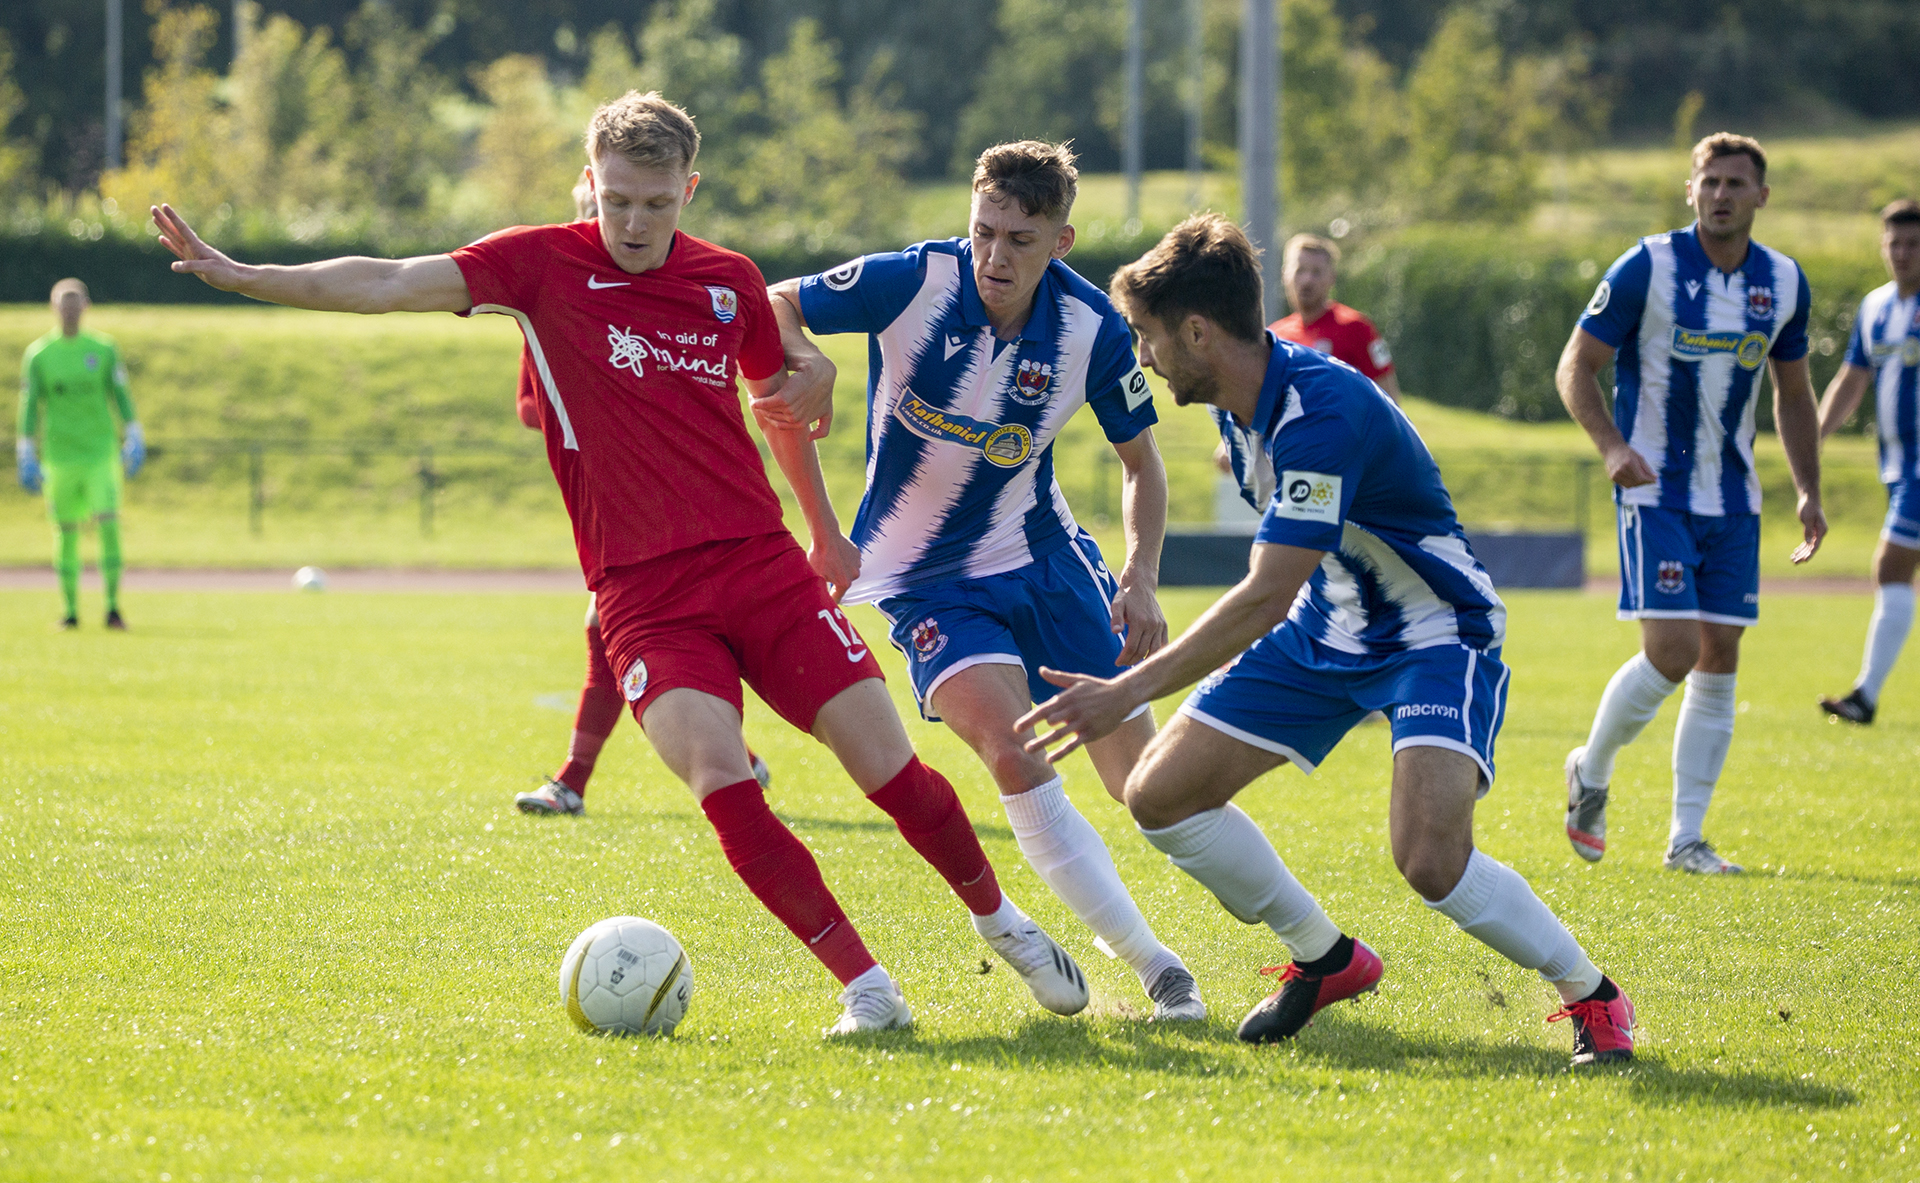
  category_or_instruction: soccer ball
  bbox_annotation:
[559,917,693,1036]
[292,565,327,592]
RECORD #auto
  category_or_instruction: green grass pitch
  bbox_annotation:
[2,587,1916,1180]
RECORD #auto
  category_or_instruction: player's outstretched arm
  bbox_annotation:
[1018,541,1324,761]
[1110,428,1170,665]
[1816,363,1872,442]
[1557,327,1655,488]
[1771,354,1827,564]
[153,203,472,314]
[756,280,835,438]
[747,370,860,601]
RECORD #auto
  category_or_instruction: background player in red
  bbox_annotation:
[153,90,1087,1036]
[1269,233,1400,401]
[511,167,767,815]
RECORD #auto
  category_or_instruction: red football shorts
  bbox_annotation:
[593,532,884,733]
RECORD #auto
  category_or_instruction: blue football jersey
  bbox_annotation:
[1578,224,1811,516]
[798,239,1155,602]
[1214,337,1506,657]
[1846,281,1920,483]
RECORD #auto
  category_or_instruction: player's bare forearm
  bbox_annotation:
[1771,355,1827,563]
[762,281,834,434]
[1558,328,1655,486]
[154,203,470,313]
[1114,429,1167,589]
[1816,364,1871,441]
[753,375,842,538]
[1377,369,1402,403]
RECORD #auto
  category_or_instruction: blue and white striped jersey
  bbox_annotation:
[798,239,1155,602]
[1846,281,1920,483]
[1215,336,1506,658]
[1578,224,1811,516]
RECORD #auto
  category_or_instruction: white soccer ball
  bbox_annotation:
[292,566,328,592]
[559,916,693,1036]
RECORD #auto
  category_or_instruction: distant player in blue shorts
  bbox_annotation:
[1556,133,1826,875]
[1815,199,1920,724]
[1021,214,1636,1066]
[766,140,1204,1021]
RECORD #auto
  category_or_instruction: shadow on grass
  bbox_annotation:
[777,812,1016,842]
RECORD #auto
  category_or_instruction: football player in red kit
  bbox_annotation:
[153,91,1091,1035]
[511,167,769,816]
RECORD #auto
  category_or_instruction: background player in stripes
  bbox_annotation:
[1815,199,1920,724]
[16,277,146,630]
[152,90,1085,1036]
[766,140,1203,1020]
[1022,214,1635,1066]
[1556,132,1825,875]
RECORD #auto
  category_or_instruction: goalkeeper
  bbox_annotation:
[16,278,145,629]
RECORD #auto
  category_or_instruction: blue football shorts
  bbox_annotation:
[1179,626,1509,792]
[1616,503,1760,626]
[872,529,1150,724]
[1883,480,1920,550]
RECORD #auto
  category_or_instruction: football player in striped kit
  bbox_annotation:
[763,141,1206,1021]
[1815,199,1920,724]
[1556,133,1826,875]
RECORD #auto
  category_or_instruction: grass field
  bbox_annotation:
[3,586,1916,1181]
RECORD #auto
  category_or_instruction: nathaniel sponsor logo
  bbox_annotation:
[894,392,1033,467]
[605,324,733,387]
[1394,703,1460,721]
[1669,326,1769,371]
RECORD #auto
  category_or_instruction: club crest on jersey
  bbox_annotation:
[1670,326,1769,371]
[1011,358,1054,405]
[707,286,738,324]
[910,617,949,662]
[1656,561,1686,596]
[1747,286,1774,320]
[621,658,649,702]
[895,392,1033,467]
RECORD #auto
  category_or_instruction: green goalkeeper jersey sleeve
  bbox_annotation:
[18,329,136,466]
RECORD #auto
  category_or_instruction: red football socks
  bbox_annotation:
[553,623,625,795]
[699,779,877,985]
[866,758,1003,915]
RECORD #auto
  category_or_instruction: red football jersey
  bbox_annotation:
[452,223,788,585]
[1269,302,1394,379]
[514,348,540,429]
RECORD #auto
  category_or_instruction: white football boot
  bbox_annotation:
[515,779,584,816]
[824,975,912,1037]
[750,751,772,789]
[1146,965,1207,1022]
[982,921,1091,1016]
[1663,838,1743,875]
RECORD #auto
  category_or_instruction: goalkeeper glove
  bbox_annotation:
[16,437,41,494]
[122,421,145,477]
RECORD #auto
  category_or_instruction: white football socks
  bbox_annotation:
[1856,582,1916,706]
[1670,669,1737,850]
[1002,778,1183,988]
[969,893,1026,941]
[1427,850,1601,1003]
[1579,652,1681,787]
[845,963,893,993]
[1139,805,1341,963]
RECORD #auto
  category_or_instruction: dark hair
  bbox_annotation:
[1882,198,1920,227]
[587,90,700,174]
[1109,214,1265,344]
[972,140,1079,223]
[1691,132,1767,184]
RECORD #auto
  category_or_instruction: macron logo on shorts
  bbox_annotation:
[1395,703,1460,721]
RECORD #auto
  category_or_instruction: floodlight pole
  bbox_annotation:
[105,0,123,170]
[1124,0,1144,228]
[1239,0,1280,321]
[1186,0,1204,209]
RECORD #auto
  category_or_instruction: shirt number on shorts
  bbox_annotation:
[817,608,869,663]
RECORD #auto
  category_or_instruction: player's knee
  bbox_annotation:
[1122,767,1187,831]
[1642,635,1697,682]
[1394,841,1466,902]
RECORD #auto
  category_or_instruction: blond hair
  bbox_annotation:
[586,91,700,174]
[972,140,1079,223]
[1283,233,1340,269]
[1691,132,1767,183]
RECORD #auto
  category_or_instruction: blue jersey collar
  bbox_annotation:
[956,240,1056,343]
[1674,222,1755,277]
[1250,331,1290,435]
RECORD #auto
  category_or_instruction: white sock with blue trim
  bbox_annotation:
[1579,653,1680,787]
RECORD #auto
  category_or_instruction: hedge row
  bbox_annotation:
[0,227,1889,424]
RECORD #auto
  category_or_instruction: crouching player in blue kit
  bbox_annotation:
[764,141,1204,1020]
[1019,215,1636,1065]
